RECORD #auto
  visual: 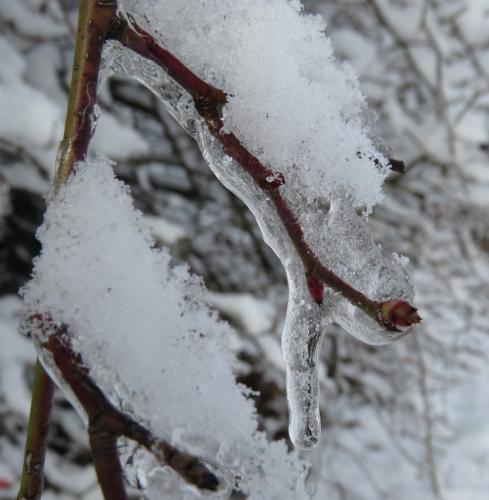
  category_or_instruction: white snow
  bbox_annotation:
[120,0,389,210]
[209,292,275,335]
[0,82,62,149]
[22,158,308,500]
[0,296,36,416]
[0,0,67,39]
[457,0,489,45]
[0,35,26,83]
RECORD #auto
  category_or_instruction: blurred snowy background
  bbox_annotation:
[1,0,489,499]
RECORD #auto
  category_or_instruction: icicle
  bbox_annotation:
[282,273,325,449]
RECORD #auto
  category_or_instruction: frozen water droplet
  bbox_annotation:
[281,262,337,450]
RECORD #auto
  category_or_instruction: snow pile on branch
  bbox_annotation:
[120,0,389,210]
[22,158,308,500]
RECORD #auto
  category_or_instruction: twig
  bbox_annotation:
[39,324,220,493]
[55,0,77,36]
[412,335,444,500]
[16,361,55,500]
[109,18,421,332]
[56,1,119,185]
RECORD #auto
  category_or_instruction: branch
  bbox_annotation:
[109,19,421,332]
[16,361,55,500]
[35,320,220,494]
[56,1,119,185]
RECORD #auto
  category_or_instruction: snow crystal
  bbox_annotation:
[22,158,308,499]
[120,0,389,210]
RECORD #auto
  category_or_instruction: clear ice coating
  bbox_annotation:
[105,42,415,451]
[282,276,326,450]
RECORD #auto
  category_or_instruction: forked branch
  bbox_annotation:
[33,318,220,496]
[109,18,421,331]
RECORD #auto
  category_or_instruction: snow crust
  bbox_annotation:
[22,158,308,499]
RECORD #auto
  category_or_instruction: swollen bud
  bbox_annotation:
[379,299,421,329]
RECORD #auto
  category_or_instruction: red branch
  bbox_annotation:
[38,323,220,495]
[109,19,420,332]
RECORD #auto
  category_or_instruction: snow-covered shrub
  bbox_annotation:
[2,1,488,499]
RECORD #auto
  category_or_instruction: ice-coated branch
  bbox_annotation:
[35,319,220,495]
[110,18,420,332]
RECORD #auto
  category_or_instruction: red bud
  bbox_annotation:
[380,299,421,329]
[307,276,324,305]
[0,479,11,489]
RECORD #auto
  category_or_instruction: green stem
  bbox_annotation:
[17,2,118,499]
[16,361,55,500]
[56,0,118,185]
